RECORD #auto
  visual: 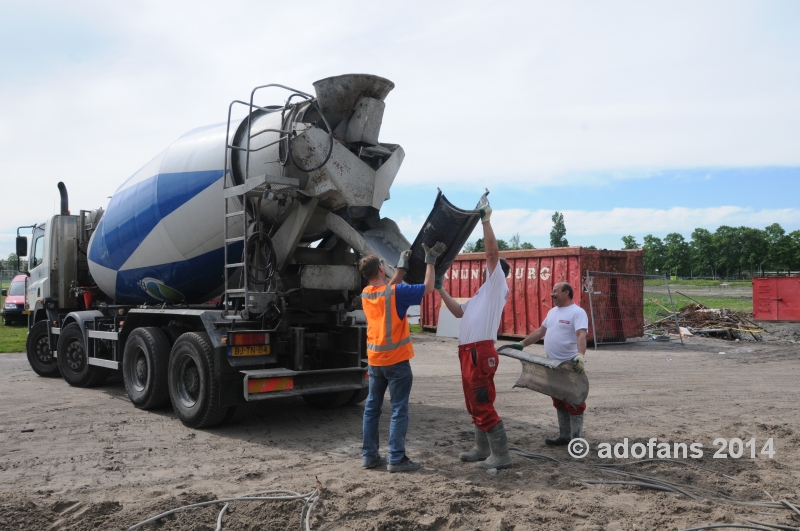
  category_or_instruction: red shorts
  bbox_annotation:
[458,340,502,432]
[552,397,586,415]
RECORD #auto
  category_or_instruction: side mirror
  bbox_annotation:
[1,289,7,297]
[16,236,27,257]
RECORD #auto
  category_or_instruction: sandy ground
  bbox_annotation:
[1,330,799,531]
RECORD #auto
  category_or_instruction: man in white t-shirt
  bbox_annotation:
[437,199,513,470]
[509,282,588,445]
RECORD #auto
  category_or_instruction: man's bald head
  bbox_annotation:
[551,282,574,307]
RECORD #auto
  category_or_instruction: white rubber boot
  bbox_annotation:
[459,426,490,462]
[570,413,584,440]
[476,421,513,470]
[545,408,571,446]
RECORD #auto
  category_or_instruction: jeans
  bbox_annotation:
[362,360,413,465]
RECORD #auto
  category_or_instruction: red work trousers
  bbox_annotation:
[552,397,586,416]
[458,340,502,432]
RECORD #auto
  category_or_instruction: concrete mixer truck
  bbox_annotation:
[14,74,480,429]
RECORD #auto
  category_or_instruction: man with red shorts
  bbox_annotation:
[509,282,588,445]
[437,199,513,470]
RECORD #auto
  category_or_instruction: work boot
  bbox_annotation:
[545,408,571,446]
[388,455,421,473]
[570,413,584,440]
[459,426,490,462]
[362,455,386,469]
[476,421,513,470]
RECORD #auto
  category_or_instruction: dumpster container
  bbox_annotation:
[753,277,800,321]
[420,247,644,340]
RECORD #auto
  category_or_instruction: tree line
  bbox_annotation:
[626,223,799,278]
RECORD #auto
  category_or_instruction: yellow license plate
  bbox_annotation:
[229,345,271,357]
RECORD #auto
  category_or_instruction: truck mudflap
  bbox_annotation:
[403,189,487,285]
[497,346,589,405]
[242,367,367,401]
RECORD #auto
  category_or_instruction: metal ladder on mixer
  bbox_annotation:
[220,84,313,320]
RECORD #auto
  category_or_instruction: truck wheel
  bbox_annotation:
[346,387,369,406]
[123,327,170,409]
[222,402,256,425]
[26,320,60,377]
[57,323,108,387]
[161,326,186,347]
[302,391,353,409]
[168,332,229,428]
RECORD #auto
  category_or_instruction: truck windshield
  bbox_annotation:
[9,282,25,296]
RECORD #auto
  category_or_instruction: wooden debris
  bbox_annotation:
[644,304,764,341]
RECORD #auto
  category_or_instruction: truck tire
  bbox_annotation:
[302,390,353,409]
[168,332,229,428]
[123,327,171,409]
[346,387,369,406]
[26,320,60,378]
[161,326,186,347]
[57,323,109,387]
[222,402,256,425]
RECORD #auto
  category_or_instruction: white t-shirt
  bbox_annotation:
[458,263,509,345]
[542,304,589,361]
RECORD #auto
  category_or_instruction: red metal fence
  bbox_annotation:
[753,277,800,321]
[421,247,644,340]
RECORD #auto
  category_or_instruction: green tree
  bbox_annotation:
[509,233,521,250]
[690,228,714,277]
[738,227,768,276]
[585,245,598,250]
[789,231,800,272]
[763,223,794,273]
[712,226,742,278]
[663,233,690,277]
[520,242,534,249]
[473,238,485,252]
[642,235,665,274]
[621,235,639,249]
[497,239,510,251]
[550,212,568,247]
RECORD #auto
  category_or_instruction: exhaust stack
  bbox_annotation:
[57,182,69,215]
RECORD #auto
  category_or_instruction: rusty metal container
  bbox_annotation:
[753,277,800,321]
[420,247,644,340]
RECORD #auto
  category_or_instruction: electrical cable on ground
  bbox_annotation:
[740,517,800,531]
[677,525,779,531]
[126,488,321,531]
[510,446,800,529]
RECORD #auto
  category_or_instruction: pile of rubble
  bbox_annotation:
[645,303,764,341]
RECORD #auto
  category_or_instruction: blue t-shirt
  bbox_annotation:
[394,283,425,319]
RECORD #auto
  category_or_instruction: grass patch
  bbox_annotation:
[644,279,752,287]
[0,324,27,353]
[1,280,28,353]
[409,324,424,334]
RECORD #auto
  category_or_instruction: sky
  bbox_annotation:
[1,0,799,259]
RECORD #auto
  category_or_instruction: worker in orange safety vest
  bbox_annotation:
[358,241,446,473]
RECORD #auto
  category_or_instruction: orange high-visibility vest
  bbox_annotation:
[361,284,414,366]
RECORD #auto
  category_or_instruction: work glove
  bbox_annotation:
[572,354,585,373]
[397,249,412,269]
[507,342,524,351]
[422,241,447,265]
[480,203,492,224]
[434,275,444,293]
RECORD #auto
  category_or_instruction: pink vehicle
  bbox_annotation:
[2,274,27,326]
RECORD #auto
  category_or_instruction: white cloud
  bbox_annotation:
[1,1,799,256]
[397,206,800,246]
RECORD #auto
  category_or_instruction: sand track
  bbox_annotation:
[1,331,798,530]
